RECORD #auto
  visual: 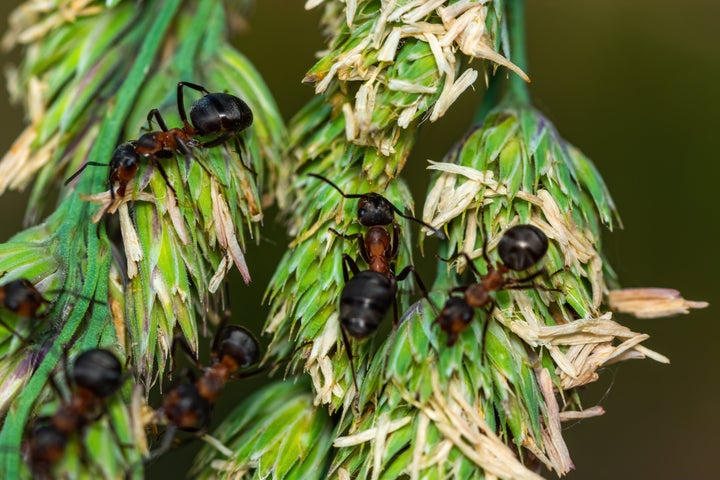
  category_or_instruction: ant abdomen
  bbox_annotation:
[497,224,549,271]
[214,326,260,369]
[189,93,253,137]
[340,271,397,339]
[71,349,123,399]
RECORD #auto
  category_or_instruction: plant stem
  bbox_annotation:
[505,0,531,106]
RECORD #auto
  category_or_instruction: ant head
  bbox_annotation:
[189,93,253,137]
[1,279,45,317]
[163,382,210,431]
[497,224,549,271]
[357,194,395,226]
[72,349,123,399]
[213,326,260,369]
[307,173,445,237]
[110,142,141,168]
[440,297,474,326]
[437,297,474,345]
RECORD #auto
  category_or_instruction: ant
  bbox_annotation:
[0,277,53,341]
[434,224,551,347]
[0,278,50,318]
[152,324,260,455]
[0,276,106,341]
[308,172,444,278]
[64,81,253,206]
[25,348,125,478]
[307,174,441,395]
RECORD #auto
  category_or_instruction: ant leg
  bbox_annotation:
[231,137,257,175]
[388,223,400,261]
[438,252,483,279]
[395,265,439,317]
[340,254,361,282]
[199,134,231,149]
[510,268,546,284]
[506,269,562,294]
[480,303,496,361]
[151,160,178,200]
[175,136,214,180]
[0,318,29,343]
[148,424,179,461]
[306,173,366,200]
[146,109,169,132]
[209,306,232,358]
[340,327,360,412]
[177,82,211,125]
[330,229,368,265]
[479,207,492,267]
[169,333,201,372]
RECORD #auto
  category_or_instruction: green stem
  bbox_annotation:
[505,0,530,105]
[473,0,531,123]
[472,73,504,125]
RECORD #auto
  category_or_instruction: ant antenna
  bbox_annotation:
[307,173,445,239]
[64,162,109,186]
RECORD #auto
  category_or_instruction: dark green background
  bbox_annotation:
[1,1,717,478]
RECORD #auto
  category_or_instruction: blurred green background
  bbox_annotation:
[1,1,717,478]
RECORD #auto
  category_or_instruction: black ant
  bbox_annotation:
[0,278,53,341]
[307,174,441,395]
[0,278,50,319]
[0,276,106,340]
[25,348,125,478]
[64,81,253,204]
[308,172,444,277]
[435,224,551,347]
[152,324,260,455]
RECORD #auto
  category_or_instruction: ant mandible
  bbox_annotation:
[26,348,125,477]
[152,324,260,455]
[435,224,551,347]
